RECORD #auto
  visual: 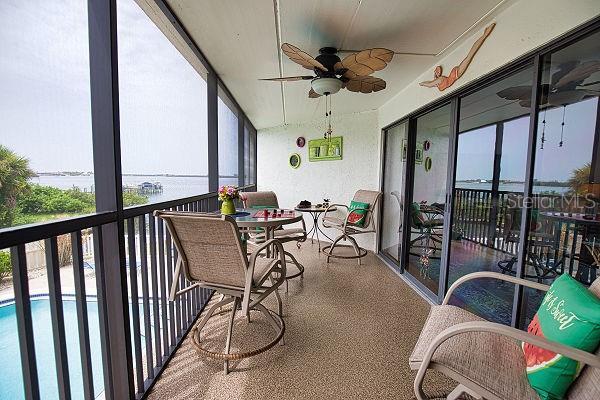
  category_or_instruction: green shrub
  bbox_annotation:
[17,184,94,214]
[123,191,149,207]
[0,251,11,283]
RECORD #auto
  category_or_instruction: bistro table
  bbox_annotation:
[228,208,305,280]
[294,205,336,251]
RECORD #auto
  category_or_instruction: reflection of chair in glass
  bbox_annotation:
[155,211,286,374]
[497,194,562,282]
[580,236,600,284]
[411,271,600,400]
[322,190,382,265]
[390,191,403,234]
[408,202,444,260]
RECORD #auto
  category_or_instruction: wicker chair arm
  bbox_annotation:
[443,271,550,305]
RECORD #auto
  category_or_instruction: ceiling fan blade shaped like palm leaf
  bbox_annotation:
[338,48,394,77]
[260,76,314,82]
[281,43,327,72]
[345,76,386,94]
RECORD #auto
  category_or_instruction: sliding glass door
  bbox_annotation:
[378,24,600,326]
[405,104,452,295]
[519,30,600,327]
[447,66,533,323]
[380,122,408,264]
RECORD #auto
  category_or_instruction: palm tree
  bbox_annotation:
[0,145,34,227]
[567,162,591,196]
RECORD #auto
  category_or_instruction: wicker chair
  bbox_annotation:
[154,210,286,374]
[322,190,382,265]
[240,191,307,284]
[410,271,600,400]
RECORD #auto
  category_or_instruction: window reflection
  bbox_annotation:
[521,31,600,326]
[448,66,533,324]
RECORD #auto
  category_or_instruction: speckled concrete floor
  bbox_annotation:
[147,243,454,400]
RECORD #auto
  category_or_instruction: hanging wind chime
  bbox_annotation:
[323,94,333,141]
[559,104,566,147]
[540,108,547,150]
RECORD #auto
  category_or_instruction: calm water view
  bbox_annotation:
[31,174,239,203]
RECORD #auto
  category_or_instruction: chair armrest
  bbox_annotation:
[324,204,348,215]
[323,204,348,229]
[443,271,550,305]
[248,239,284,268]
[242,239,286,315]
[421,320,600,371]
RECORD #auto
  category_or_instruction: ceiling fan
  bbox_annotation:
[260,43,394,98]
[496,60,600,108]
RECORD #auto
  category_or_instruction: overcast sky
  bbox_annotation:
[456,98,597,182]
[0,0,238,176]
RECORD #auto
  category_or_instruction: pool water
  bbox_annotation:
[0,299,105,400]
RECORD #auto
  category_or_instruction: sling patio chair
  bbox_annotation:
[497,194,564,282]
[410,271,600,400]
[240,190,307,284]
[321,190,382,265]
[154,210,286,374]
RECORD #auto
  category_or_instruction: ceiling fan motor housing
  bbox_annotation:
[315,47,341,77]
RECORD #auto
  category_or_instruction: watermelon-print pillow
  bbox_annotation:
[523,273,600,400]
[347,201,370,227]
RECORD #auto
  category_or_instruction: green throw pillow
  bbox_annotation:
[409,202,426,227]
[348,201,370,227]
[523,274,600,400]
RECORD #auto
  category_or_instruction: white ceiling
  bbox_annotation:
[167,0,506,129]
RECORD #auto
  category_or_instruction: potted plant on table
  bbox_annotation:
[218,185,239,215]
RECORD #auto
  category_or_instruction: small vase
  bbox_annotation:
[221,198,236,215]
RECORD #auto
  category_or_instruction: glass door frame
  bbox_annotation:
[377,16,600,325]
[378,119,409,271]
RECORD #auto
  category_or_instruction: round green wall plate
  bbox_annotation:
[424,156,432,171]
[289,153,301,169]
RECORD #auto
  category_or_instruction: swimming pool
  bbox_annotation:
[0,298,105,399]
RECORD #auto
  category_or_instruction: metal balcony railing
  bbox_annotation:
[0,184,256,400]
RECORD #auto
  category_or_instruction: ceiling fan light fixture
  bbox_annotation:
[311,77,343,95]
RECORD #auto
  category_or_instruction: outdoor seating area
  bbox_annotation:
[1,1,600,400]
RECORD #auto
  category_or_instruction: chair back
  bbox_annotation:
[240,191,279,208]
[352,190,382,230]
[567,277,600,399]
[154,211,248,288]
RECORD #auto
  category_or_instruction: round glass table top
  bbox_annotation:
[225,208,303,227]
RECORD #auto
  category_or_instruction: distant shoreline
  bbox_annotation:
[34,172,238,178]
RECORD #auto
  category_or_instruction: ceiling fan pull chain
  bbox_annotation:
[328,95,333,141]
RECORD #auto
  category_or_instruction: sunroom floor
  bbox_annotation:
[147,242,453,400]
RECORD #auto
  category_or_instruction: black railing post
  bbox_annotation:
[45,236,72,400]
[11,244,40,400]
[71,231,95,400]
[87,0,133,397]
